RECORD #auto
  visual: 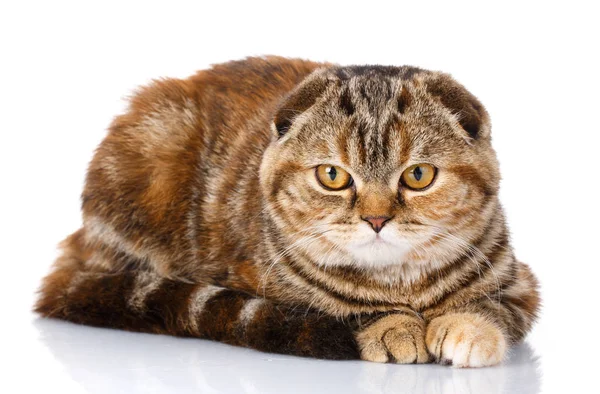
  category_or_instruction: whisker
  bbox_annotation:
[429,230,502,304]
[257,228,333,297]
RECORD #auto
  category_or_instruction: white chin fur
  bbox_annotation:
[347,238,413,267]
[313,224,438,283]
[343,227,418,268]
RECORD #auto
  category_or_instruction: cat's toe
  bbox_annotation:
[426,313,506,368]
[357,313,429,364]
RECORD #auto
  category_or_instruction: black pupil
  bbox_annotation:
[413,166,423,181]
[327,166,337,181]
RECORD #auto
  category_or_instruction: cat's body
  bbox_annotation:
[36,56,539,367]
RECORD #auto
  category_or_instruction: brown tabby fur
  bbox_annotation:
[36,56,539,367]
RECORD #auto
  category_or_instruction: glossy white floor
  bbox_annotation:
[28,319,540,394]
[3,293,595,394]
[2,1,599,393]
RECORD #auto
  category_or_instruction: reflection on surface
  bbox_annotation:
[34,318,541,394]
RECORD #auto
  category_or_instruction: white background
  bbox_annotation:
[1,1,599,393]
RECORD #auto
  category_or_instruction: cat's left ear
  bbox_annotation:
[424,73,491,140]
[273,69,332,138]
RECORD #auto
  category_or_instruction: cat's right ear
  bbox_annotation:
[273,71,331,138]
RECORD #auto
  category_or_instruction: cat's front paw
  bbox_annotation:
[356,313,429,364]
[426,313,506,368]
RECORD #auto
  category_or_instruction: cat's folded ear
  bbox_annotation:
[423,73,491,140]
[273,69,332,138]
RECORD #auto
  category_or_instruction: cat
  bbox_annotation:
[35,56,540,367]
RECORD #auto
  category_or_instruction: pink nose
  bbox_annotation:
[361,216,392,233]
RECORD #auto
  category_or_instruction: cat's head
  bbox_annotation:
[260,65,500,278]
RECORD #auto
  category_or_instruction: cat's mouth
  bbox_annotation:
[348,224,435,253]
[354,235,391,248]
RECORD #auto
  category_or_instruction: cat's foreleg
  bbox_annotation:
[423,263,540,367]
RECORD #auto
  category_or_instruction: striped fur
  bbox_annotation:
[36,56,539,367]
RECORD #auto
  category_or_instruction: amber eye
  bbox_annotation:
[315,165,353,191]
[400,164,437,190]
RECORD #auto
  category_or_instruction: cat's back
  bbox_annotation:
[82,57,323,277]
[191,56,321,135]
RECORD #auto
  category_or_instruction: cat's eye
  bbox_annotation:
[400,163,437,190]
[315,165,353,191]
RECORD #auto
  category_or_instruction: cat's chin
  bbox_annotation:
[345,237,415,268]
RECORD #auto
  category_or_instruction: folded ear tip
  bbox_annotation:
[272,70,332,139]
[423,73,491,139]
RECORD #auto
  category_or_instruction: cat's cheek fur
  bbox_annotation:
[425,313,507,368]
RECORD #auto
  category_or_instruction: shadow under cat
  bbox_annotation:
[34,318,541,394]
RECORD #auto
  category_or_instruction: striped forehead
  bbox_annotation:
[334,76,412,181]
